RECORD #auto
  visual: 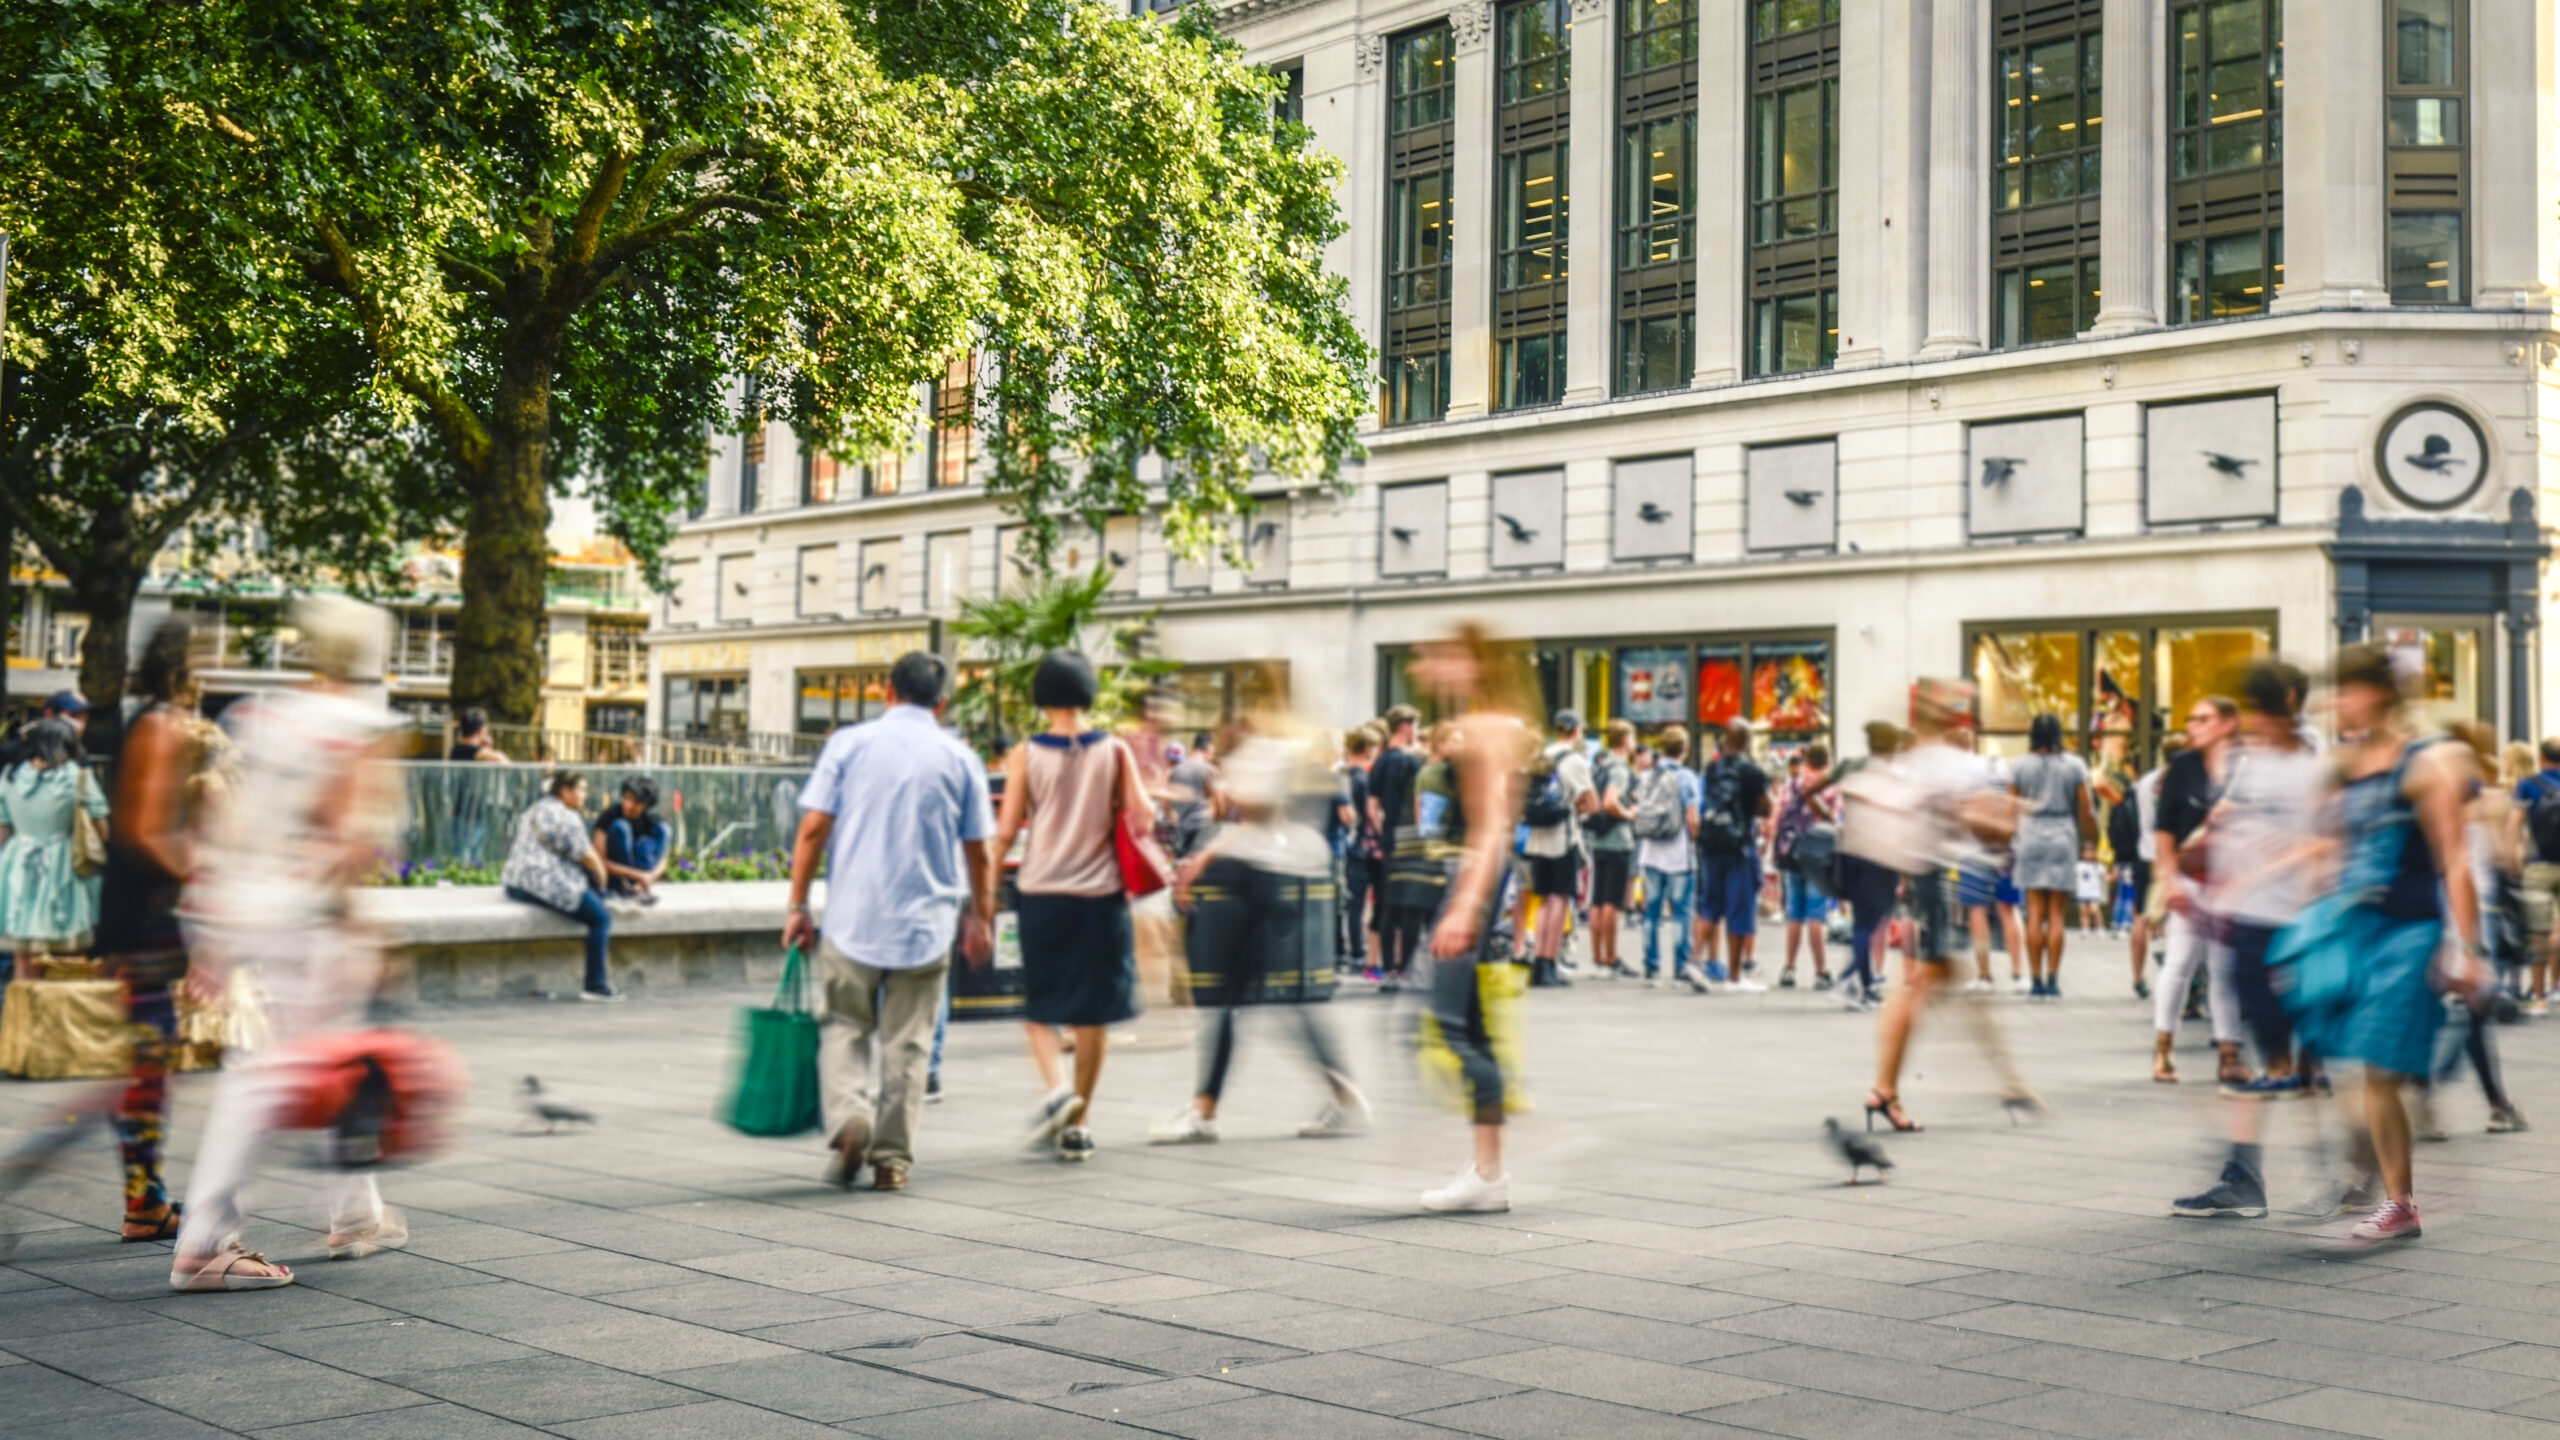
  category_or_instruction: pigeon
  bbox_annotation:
[1496,512,1538,545]
[1783,489,1820,507]
[518,1076,596,1135]
[1979,457,2024,487]
[1389,526,1418,545]
[2405,433,2463,473]
[1637,501,1672,524]
[1823,1117,1892,1186]
[2202,451,2257,477]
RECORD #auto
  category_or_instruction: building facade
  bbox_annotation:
[658,0,2560,764]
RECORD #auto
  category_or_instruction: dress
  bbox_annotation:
[2295,741,2446,1078]
[2008,750,2088,893]
[0,761,108,944]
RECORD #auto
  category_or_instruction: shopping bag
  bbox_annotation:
[723,944,822,1137]
[0,977,128,1078]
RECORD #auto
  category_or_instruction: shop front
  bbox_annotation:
[1380,630,1836,758]
[1966,614,2276,771]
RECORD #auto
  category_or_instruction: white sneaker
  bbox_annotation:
[1024,1086,1085,1150]
[1420,1165,1511,1213]
[1147,1107,1219,1144]
[1299,1082,1374,1138]
[1727,978,1768,994]
[1963,976,1994,994]
[1837,980,1870,1010]
[1676,965,1710,994]
[2009,976,2031,996]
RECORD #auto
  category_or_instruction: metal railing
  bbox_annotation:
[421,721,823,769]
[396,761,810,870]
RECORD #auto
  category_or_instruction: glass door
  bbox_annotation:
[2376,616,2489,733]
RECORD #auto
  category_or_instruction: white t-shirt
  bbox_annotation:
[2075,859,2106,903]
[2209,744,2330,927]
[1522,743,1594,859]
[1899,741,1998,871]
[2134,767,2164,862]
[1636,763,1701,873]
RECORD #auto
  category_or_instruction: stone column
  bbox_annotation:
[1447,1,1499,421]
[1562,0,1613,403]
[1692,0,1745,386]
[1836,0,1930,366]
[1348,35,1390,425]
[1918,0,1986,357]
[2089,0,2161,333]
[2472,0,2557,310]
[2272,0,2386,311]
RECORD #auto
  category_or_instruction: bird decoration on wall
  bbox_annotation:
[1979,457,2024,487]
[1783,489,1820,507]
[1822,1117,1892,1186]
[2405,433,2465,474]
[1389,526,1418,545]
[804,572,821,585]
[732,580,749,596]
[862,562,887,588]
[1636,501,1672,524]
[1249,521,1281,551]
[2202,451,2258,477]
[1496,512,1538,546]
[1106,550,1130,568]
[1007,552,1036,576]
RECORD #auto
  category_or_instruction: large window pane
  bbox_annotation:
[1501,0,1569,101]
[1499,333,1562,408]
[1391,30,1451,130]
[2389,213,2462,304]
[1753,292,1834,375]
[2394,0,2455,86]
[1500,145,1567,288]
[1754,0,1837,38]
[2387,97,2461,145]
[1975,632,2082,736]
[1618,313,1692,394]
[1623,0,1695,71]
[1754,83,1832,241]
[2158,627,2271,727]
[1390,171,1451,306]
[1621,116,1693,268]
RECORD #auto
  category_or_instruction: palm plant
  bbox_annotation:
[949,567,1176,743]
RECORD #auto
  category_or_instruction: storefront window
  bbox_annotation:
[2379,623,2485,733]
[2156,626,2271,734]
[1971,618,2270,768]
[665,674,749,742]
[796,669,890,737]
[1975,631,2082,738]
[1166,662,1294,737]
[1751,641,1830,733]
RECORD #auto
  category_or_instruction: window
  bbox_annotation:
[1495,0,1572,411]
[929,355,973,488]
[1273,63,1305,127]
[391,609,455,681]
[2169,0,2283,323]
[861,453,902,498]
[1747,1,1838,375]
[1617,0,1697,396]
[738,425,763,514]
[925,530,971,613]
[800,447,839,506]
[716,553,753,625]
[1385,24,1455,425]
[664,674,748,742]
[589,620,645,690]
[1993,0,2103,347]
[796,669,890,737]
[1970,618,2271,770]
[2385,0,2465,304]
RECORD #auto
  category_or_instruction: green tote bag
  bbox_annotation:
[724,944,823,1137]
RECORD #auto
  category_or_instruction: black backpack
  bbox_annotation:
[2531,778,2560,865]
[1520,750,1573,828]
[1697,758,1752,854]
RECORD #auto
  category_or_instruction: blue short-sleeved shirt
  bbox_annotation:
[799,705,994,969]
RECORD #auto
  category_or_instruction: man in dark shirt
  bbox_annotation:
[2153,695,2241,1084]
[1366,706,1425,848]
[1693,719,1773,989]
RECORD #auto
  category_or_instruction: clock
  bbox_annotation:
[2375,403,2489,511]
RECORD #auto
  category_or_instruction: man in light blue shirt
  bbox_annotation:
[784,651,994,1192]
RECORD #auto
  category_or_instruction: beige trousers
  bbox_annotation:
[814,941,946,1167]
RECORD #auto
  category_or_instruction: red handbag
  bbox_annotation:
[1110,742,1174,899]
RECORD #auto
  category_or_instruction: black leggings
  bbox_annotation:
[2224,921,2295,1070]
[1429,880,1510,1126]
[1383,904,1432,979]
[1189,860,1347,1105]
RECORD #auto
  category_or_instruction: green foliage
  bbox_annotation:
[949,567,1175,743]
[364,848,791,886]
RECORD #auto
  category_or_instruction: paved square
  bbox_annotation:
[5,943,2558,1438]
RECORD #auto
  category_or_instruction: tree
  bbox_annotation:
[19,0,1369,725]
[0,14,433,744]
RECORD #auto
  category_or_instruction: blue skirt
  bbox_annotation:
[1017,891,1137,1027]
[2299,914,2443,1078]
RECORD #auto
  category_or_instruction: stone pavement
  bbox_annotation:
[4,939,2560,1439]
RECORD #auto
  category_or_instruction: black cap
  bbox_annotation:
[43,691,87,715]
[1551,708,1582,735]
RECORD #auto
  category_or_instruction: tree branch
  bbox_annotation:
[437,249,506,297]
[310,210,492,474]
[592,192,778,274]
[617,141,709,233]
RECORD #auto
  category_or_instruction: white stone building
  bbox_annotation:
[655,0,2560,764]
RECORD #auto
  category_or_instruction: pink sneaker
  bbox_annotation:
[2343,1199,2422,1246]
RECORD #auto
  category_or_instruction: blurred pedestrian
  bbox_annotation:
[991,650,1150,1163]
[170,596,410,1290]
[592,777,669,903]
[502,771,619,1001]
[2154,702,2247,1086]
[1381,722,1461,991]
[0,718,109,959]
[783,652,994,1192]
[96,618,204,1243]
[2010,714,2096,999]
[1339,726,1387,977]
[1823,722,1909,1010]
[2297,645,2485,1245]
[1408,626,1533,1212]
[2509,735,2560,1017]
[446,708,510,763]
[2414,722,2525,1138]
[1865,679,2036,1132]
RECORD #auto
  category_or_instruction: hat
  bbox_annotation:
[1551,708,1583,735]
[42,691,87,715]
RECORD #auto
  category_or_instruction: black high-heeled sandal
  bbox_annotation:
[1864,1089,1921,1132]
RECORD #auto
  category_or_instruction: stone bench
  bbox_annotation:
[356,882,806,1002]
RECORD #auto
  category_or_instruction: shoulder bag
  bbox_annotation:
[1108,740,1174,900]
[69,766,109,879]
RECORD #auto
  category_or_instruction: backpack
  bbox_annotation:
[1697,757,1753,855]
[1770,778,1816,872]
[1520,750,1573,829]
[1585,754,1630,840]
[2529,777,2560,865]
[1632,765,1684,841]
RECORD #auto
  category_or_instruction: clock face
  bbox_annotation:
[2376,404,2489,511]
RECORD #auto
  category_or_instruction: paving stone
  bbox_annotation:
[548,1397,861,1439]
[2243,1386,2560,1440]
[375,1355,696,1424]
[658,1350,983,1420]
[1701,1342,2043,1412]
[509,1310,798,1372]
[1930,1301,2265,1360]
[1950,1341,2318,1412]
[248,1400,558,1438]
[1691,1387,2071,1440]
[841,1395,1161,1438]
[901,1341,1165,1401]
[1046,1375,1261,1419]
[255,1317,545,1375]
[1141,1391,1480,1439]
[1452,1343,1792,1414]
[1411,1388,1772,1439]
[1709,1303,2030,1364]
[2182,1300,2509,1361]
[2199,1337,2560,1409]
[1223,1349,1524,1415]
[1475,1304,1787,1364]
[1961,1387,2345,1440]
[2460,1346,2560,1383]
[975,1310,1297,1373]
[1709,1268,2002,1321]
[595,1278,869,1329]
[119,1355,429,1430]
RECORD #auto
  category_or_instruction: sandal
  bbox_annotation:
[121,1202,182,1243]
[1863,1089,1922,1132]
[169,1244,294,1292]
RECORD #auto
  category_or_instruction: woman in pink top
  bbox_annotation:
[992,650,1152,1162]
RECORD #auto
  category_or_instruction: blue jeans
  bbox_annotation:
[508,885,612,994]
[1641,865,1694,976]
[1781,870,1830,924]
[600,816,666,895]
[1697,853,1759,937]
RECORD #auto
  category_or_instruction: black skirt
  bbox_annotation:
[1016,891,1138,1027]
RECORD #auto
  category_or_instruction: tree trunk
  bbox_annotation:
[0,508,16,720]
[70,506,140,759]
[447,372,555,727]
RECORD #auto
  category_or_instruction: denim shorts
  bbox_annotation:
[1697,853,1759,935]
[1781,870,1830,923]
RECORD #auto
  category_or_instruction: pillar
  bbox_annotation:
[2472,0,2558,310]
[2272,0,2386,311]
[1837,0,1930,366]
[1447,1,1499,420]
[1347,35,1390,425]
[1692,0,1745,386]
[1563,0,1613,403]
[1918,0,1986,357]
[2089,0,2162,334]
